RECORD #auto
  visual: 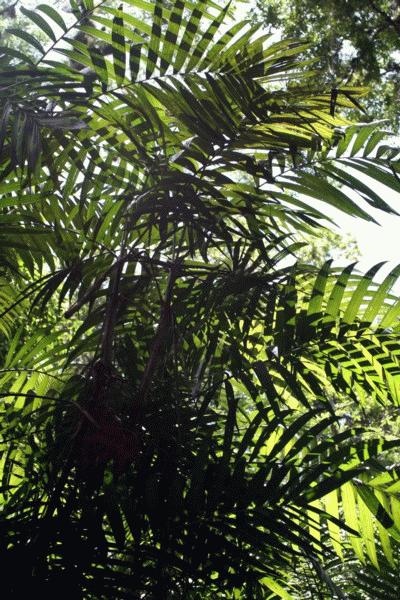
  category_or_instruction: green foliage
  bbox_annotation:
[0,1,400,597]
[296,229,360,266]
[251,0,400,127]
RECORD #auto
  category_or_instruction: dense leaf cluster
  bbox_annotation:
[1,1,400,598]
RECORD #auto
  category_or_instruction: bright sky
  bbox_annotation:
[332,198,400,275]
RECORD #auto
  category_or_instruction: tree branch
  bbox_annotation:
[133,263,181,418]
[100,261,123,368]
[370,0,400,34]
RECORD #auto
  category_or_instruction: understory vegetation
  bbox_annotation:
[1,1,400,598]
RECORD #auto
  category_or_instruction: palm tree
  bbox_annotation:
[1,1,400,597]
